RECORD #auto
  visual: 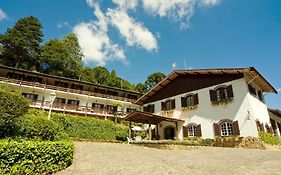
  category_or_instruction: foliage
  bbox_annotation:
[50,112,128,141]
[0,140,74,175]
[0,89,29,138]
[200,139,214,146]
[145,72,166,90]
[41,33,83,79]
[0,16,43,71]
[259,131,281,145]
[135,83,147,94]
[16,113,68,141]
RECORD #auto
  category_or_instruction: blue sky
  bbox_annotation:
[0,0,280,109]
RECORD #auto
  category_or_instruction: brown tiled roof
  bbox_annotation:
[125,111,184,124]
[135,67,277,105]
[268,108,281,118]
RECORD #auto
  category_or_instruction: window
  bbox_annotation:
[210,85,234,102]
[188,126,197,137]
[22,93,38,101]
[220,122,234,136]
[181,94,199,107]
[161,99,175,111]
[107,105,117,113]
[258,91,264,101]
[92,103,104,109]
[55,98,66,104]
[127,108,136,113]
[248,84,257,96]
[67,99,79,106]
[143,104,154,113]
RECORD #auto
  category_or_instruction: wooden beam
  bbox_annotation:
[129,120,132,139]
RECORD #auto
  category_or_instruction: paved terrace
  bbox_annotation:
[57,142,281,175]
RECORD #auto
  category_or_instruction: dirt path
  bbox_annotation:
[57,142,281,175]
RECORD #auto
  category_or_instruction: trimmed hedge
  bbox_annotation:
[259,131,281,145]
[16,114,68,141]
[0,140,74,174]
[52,113,128,141]
[0,89,29,138]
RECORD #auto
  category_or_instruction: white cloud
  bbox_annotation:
[200,0,220,6]
[0,9,7,22]
[57,21,70,29]
[277,88,281,92]
[107,9,157,51]
[112,0,138,11]
[73,4,125,66]
[141,0,220,29]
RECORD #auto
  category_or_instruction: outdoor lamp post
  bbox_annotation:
[47,91,56,120]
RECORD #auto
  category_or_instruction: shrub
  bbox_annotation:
[200,139,214,146]
[0,89,29,138]
[16,114,68,141]
[259,131,281,145]
[0,140,74,174]
[51,112,128,141]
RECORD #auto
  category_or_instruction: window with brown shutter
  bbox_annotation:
[226,85,234,98]
[210,90,217,102]
[196,124,202,137]
[183,126,189,137]
[232,121,240,136]
[213,123,221,136]
[171,99,176,109]
[181,97,187,107]
[194,94,199,105]
[161,102,166,111]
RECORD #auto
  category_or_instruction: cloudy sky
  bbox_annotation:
[0,0,281,108]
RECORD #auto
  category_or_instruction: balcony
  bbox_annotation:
[28,100,123,118]
[0,77,137,103]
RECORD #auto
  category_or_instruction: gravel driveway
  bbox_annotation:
[57,142,281,175]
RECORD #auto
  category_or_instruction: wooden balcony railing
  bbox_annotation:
[28,100,122,116]
[0,77,137,103]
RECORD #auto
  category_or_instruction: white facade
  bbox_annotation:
[144,78,272,139]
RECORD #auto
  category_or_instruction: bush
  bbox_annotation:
[0,140,74,174]
[0,89,29,138]
[16,114,68,141]
[51,112,128,141]
[259,131,281,145]
[200,139,214,146]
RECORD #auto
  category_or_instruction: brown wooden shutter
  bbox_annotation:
[181,97,187,107]
[151,104,155,113]
[260,123,264,131]
[172,99,176,109]
[161,102,165,111]
[232,121,240,136]
[227,85,234,98]
[209,90,217,102]
[194,93,199,105]
[196,124,202,137]
[213,123,221,136]
[183,126,188,137]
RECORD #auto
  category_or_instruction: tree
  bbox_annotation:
[135,83,147,94]
[145,72,166,90]
[81,66,110,85]
[0,16,43,70]
[41,33,83,78]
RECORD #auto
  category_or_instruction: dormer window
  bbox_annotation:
[161,99,175,111]
[181,94,199,107]
[210,85,234,103]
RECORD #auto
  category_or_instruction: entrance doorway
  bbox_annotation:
[164,126,175,140]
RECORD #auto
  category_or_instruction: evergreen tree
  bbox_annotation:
[0,16,43,70]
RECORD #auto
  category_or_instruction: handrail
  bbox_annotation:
[28,100,122,115]
[0,77,136,103]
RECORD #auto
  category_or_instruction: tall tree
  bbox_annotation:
[135,83,147,94]
[0,16,43,70]
[145,72,166,90]
[41,33,83,78]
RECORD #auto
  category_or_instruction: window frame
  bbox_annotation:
[220,122,234,136]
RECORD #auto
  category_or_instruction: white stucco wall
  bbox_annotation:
[144,78,271,139]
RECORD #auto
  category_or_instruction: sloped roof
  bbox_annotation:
[135,67,277,105]
[125,111,184,124]
[268,108,281,118]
